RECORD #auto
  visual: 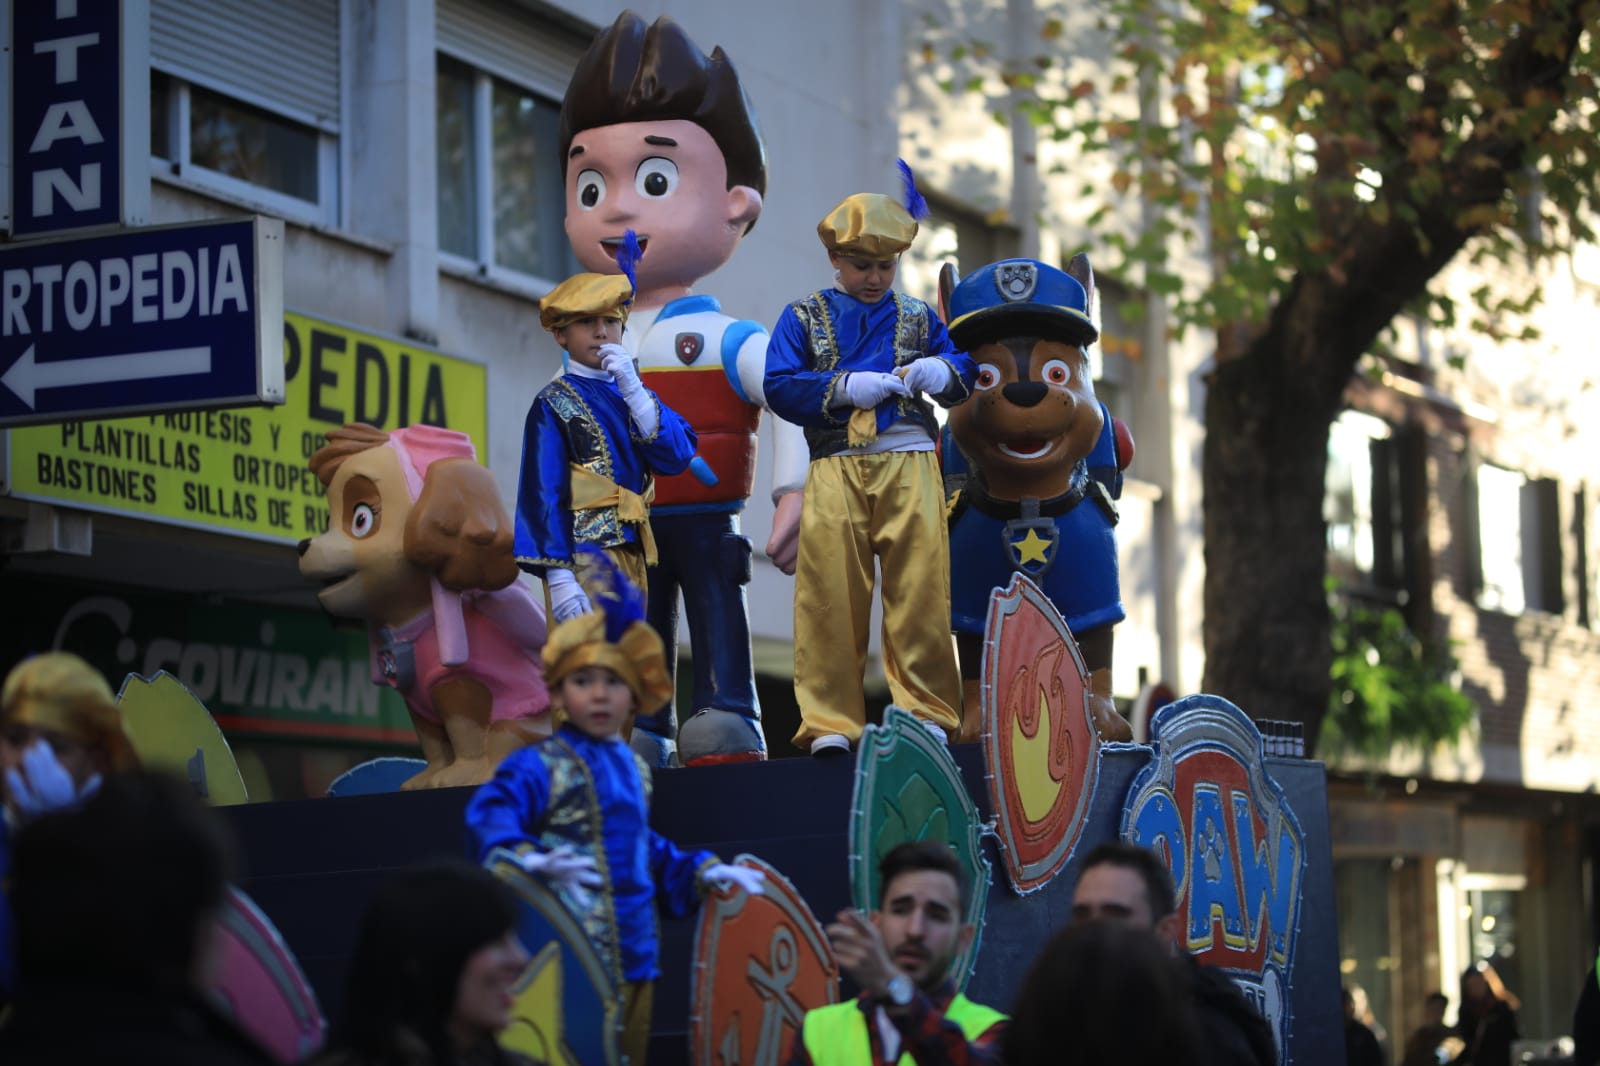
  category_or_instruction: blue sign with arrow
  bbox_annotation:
[0,216,283,428]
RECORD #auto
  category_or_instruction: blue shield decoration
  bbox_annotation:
[1120,695,1306,1065]
[486,849,622,1066]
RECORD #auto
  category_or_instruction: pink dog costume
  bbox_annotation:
[369,426,550,725]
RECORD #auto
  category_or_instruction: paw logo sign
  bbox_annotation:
[690,855,839,1066]
[1121,695,1305,1063]
[981,573,1100,894]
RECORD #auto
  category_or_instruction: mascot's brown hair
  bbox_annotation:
[299,424,549,788]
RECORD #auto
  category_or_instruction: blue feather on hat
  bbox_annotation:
[616,229,643,297]
[573,545,646,644]
[897,159,930,222]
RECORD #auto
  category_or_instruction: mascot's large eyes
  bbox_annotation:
[974,363,1002,391]
[350,502,377,538]
[635,157,679,198]
[1041,358,1075,386]
[575,169,607,210]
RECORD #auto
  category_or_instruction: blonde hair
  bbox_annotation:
[2,653,138,771]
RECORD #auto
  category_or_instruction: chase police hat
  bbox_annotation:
[946,259,1098,348]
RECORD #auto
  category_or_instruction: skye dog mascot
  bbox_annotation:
[299,424,549,788]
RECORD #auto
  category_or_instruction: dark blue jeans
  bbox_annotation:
[637,510,762,741]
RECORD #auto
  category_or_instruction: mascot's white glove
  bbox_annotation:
[899,358,955,397]
[600,343,659,437]
[840,371,909,410]
[546,568,593,623]
[4,738,100,819]
[520,844,605,909]
[703,863,767,896]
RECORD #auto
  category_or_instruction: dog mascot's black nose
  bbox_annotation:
[296,537,312,557]
[1002,381,1049,408]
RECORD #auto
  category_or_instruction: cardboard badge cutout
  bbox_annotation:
[690,855,839,1065]
[486,849,622,1066]
[981,573,1101,894]
[210,885,327,1064]
[116,671,248,804]
[1121,694,1306,1064]
[849,707,989,990]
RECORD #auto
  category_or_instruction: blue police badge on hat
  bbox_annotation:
[947,258,1098,349]
[997,261,1038,302]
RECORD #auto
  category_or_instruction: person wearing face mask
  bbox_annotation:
[787,840,1006,1065]
[311,861,540,1066]
[0,651,139,1000]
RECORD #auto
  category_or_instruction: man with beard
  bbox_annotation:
[787,841,1005,1064]
[1071,841,1278,1066]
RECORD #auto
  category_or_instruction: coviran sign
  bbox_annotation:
[4,311,488,542]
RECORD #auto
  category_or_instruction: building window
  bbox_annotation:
[150,71,336,225]
[1474,462,1563,616]
[436,56,575,284]
[1577,486,1592,629]
[1326,410,1411,601]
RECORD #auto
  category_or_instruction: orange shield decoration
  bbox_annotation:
[981,572,1101,893]
[690,855,839,1065]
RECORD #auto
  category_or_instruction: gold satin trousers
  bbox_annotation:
[791,450,962,747]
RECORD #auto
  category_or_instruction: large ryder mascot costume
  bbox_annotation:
[558,11,808,767]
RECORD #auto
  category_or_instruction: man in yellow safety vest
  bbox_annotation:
[787,841,1005,1065]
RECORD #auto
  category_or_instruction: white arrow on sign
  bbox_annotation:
[1,343,213,410]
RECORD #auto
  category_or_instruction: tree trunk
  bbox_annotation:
[1201,330,1349,753]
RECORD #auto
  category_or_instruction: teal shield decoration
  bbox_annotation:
[848,706,990,989]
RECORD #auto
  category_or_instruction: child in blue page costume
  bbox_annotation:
[515,262,698,630]
[763,164,978,757]
[465,549,764,1066]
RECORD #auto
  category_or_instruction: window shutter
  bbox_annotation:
[151,0,340,132]
[437,0,590,100]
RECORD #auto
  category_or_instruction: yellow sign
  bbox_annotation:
[4,311,489,543]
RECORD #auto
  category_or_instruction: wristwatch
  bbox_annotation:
[884,973,914,1007]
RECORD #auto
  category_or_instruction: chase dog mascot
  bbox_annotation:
[944,258,1134,742]
[559,12,809,767]
[300,424,550,788]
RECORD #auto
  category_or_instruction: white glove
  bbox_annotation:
[840,371,909,410]
[703,862,767,896]
[601,344,660,436]
[546,568,593,623]
[520,845,605,909]
[900,358,955,397]
[5,738,99,819]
